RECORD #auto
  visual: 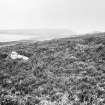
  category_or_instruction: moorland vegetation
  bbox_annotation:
[0,33,105,105]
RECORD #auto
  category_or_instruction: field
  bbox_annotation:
[0,32,105,105]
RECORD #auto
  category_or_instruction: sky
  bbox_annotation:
[0,0,105,34]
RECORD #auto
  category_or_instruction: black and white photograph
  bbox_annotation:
[0,0,105,105]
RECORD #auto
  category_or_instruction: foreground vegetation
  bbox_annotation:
[0,33,105,105]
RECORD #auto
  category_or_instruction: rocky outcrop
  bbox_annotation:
[10,51,29,61]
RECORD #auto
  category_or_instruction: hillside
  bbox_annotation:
[0,33,105,105]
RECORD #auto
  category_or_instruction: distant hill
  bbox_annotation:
[0,31,105,47]
[0,29,75,35]
[0,29,76,42]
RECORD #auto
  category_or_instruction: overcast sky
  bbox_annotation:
[0,0,105,33]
